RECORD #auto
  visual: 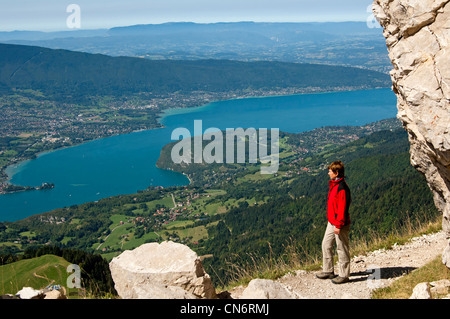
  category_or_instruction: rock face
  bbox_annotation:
[109,241,216,299]
[373,0,450,267]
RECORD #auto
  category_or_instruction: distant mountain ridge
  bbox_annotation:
[0,21,381,42]
[0,21,390,73]
[108,21,380,37]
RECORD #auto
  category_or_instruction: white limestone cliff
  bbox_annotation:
[373,0,450,266]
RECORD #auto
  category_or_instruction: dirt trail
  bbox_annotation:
[230,231,448,299]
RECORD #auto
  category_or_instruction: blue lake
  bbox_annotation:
[0,88,397,221]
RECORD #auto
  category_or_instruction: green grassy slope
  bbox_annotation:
[0,254,70,295]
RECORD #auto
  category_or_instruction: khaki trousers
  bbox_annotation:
[321,222,350,278]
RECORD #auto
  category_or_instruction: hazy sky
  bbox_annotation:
[0,0,376,31]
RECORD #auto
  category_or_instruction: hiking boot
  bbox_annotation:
[315,272,337,280]
[331,276,349,284]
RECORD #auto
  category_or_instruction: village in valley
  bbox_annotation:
[92,188,227,258]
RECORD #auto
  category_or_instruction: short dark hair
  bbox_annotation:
[328,161,345,178]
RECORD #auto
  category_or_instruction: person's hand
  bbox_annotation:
[334,227,340,235]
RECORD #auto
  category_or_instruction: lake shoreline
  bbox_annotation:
[0,87,396,221]
[2,86,387,188]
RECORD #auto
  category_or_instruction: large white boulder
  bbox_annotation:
[109,241,216,299]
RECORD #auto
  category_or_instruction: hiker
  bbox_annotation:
[316,160,351,284]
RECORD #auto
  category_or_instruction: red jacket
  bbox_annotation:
[327,177,351,228]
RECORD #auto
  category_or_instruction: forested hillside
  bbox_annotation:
[0,43,390,102]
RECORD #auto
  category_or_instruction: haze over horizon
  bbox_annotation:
[1,0,375,32]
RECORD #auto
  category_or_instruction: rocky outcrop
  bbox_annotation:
[373,0,450,267]
[410,279,450,298]
[410,282,432,299]
[239,279,303,299]
[15,287,45,299]
[109,241,216,299]
[10,286,66,299]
